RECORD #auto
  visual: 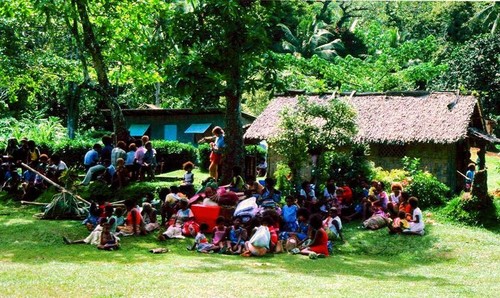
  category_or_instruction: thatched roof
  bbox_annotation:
[244,91,485,144]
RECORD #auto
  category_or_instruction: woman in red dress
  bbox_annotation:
[300,214,329,257]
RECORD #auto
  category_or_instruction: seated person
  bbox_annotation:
[228,166,245,192]
[81,159,114,186]
[47,155,67,184]
[257,178,281,208]
[83,143,101,171]
[403,197,425,236]
[323,207,343,242]
[256,157,267,177]
[300,214,329,257]
[245,175,264,197]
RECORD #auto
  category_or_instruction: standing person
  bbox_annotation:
[84,144,102,171]
[142,141,157,181]
[208,126,225,181]
[464,163,476,192]
[134,139,146,181]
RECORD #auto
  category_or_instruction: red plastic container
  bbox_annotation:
[191,204,220,230]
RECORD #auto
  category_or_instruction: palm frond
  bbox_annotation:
[277,23,299,47]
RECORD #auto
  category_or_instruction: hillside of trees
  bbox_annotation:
[1,0,498,139]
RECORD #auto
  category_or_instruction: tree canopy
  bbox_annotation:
[1,0,498,144]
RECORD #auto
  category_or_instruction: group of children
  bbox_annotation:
[64,172,426,258]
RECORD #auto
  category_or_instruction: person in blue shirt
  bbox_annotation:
[464,163,475,192]
[83,143,102,171]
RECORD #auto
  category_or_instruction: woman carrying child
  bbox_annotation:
[141,203,160,232]
[323,207,344,242]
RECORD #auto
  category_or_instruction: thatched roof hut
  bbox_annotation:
[245,91,489,144]
[244,91,498,191]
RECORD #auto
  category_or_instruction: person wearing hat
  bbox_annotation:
[323,207,343,242]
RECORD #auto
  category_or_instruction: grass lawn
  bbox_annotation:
[1,154,499,297]
[0,201,499,297]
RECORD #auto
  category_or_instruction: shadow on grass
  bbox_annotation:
[0,204,454,284]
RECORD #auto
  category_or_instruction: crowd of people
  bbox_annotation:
[2,132,425,258]
[1,137,67,200]
[0,134,162,200]
[65,173,425,258]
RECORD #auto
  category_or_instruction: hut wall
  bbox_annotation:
[368,143,457,190]
[124,113,254,145]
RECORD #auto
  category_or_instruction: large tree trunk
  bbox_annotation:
[74,0,129,142]
[222,64,245,184]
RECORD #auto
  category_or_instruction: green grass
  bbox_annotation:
[486,153,500,197]
[0,201,499,297]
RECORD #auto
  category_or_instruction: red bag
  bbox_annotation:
[182,220,200,237]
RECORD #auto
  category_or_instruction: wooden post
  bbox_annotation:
[20,163,91,205]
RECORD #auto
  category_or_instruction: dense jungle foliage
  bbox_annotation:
[0,0,498,139]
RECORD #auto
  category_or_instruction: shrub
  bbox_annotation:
[406,172,450,209]
[151,140,198,172]
[245,145,267,161]
[275,163,294,197]
[197,143,211,171]
[442,194,498,226]
[51,138,95,168]
[321,144,374,185]
[197,144,268,172]
[372,167,408,191]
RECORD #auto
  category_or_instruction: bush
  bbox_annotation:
[406,172,450,209]
[442,194,498,226]
[197,143,211,171]
[275,163,294,197]
[372,168,408,191]
[321,144,373,185]
[151,140,198,172]
[245,145,267,161]
[50,138,95,168]
[197,144,268,172]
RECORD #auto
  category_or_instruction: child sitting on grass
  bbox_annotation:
[189,223,216,253]
[385,210,410,234]
[82,202,101,231]
[241,216,272,257]
[282,196,299,233]
[212,216,229,253]
[403,197,425,236]
[227,217,247,254]
[97,222,120,250]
